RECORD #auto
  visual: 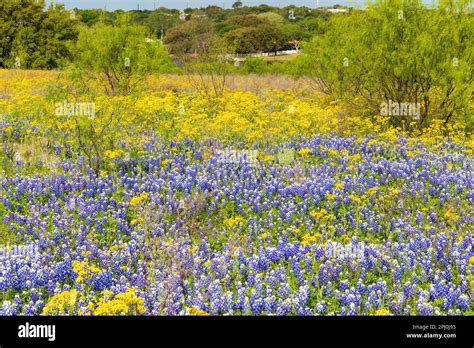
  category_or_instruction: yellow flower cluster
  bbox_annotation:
[42,290,80,315]
[310,208,328,220]
[444,209,459,224]
[297,148,312,156]
[1,70,471,163]
[187,307,210,316]
[94,288,146,316]
[302,233,322,246]
[366,187,378,196]
[389,188,399,196]
[262,154,275,162]
[129,192,149,207]
[349,195,364,205]
[0,71,343,145]
[104,149,122,160]
[72,260,101,283]
[224,215,244,228]
[348,153,362,163]
[374,308,390,316]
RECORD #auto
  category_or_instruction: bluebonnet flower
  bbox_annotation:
[92,271,114,292]
[0,136,471,316]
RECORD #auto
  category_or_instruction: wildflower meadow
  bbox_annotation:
[0,0,473,318]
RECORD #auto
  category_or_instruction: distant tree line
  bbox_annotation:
[75,4,331,55]
[0,0,337,67]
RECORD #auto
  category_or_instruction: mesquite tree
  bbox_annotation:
[299,0,473,131]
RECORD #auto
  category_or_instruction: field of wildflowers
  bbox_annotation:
[0,70,473,316]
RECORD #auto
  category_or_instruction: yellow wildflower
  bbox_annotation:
[129,192,149,207]
[72,260,101,283]
[224,215,244,228]
[188,307,210,316]
[262,154,275,162]
[297,148,312,156]
[104,149,122,160]
[310,208,328,220]
[42,290,80,315]
[375,308,390,316]
[349,195,362,205]
[302,233,317,246]
[94,288,146,316]
[366,187,378,196]
[444,209,459,223]
[348,154,363,164]
[389,188,399,196]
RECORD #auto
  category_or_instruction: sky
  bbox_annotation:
[53,0,370,10]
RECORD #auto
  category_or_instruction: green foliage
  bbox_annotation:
[232,1,243,9]
[71,17,176,96]
[227,14,269,26]
[298,0,474,130]
[266,60,297,75]
[62,16,177,173]
[242,57,268,74]
[163,19,215,55]
[145,9,181,39]
[258,12,285,24]
[225,21,287,54]
[0,202,17,245]
[75,9,104,26]
[0,0,78,69]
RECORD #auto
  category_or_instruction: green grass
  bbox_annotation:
[0,223,16,245]
[0,202,17,245]
[261,54,300,62]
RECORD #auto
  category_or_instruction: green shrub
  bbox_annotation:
[297,0,473,131]
[242,57,268,74]
[70,16,176,96]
